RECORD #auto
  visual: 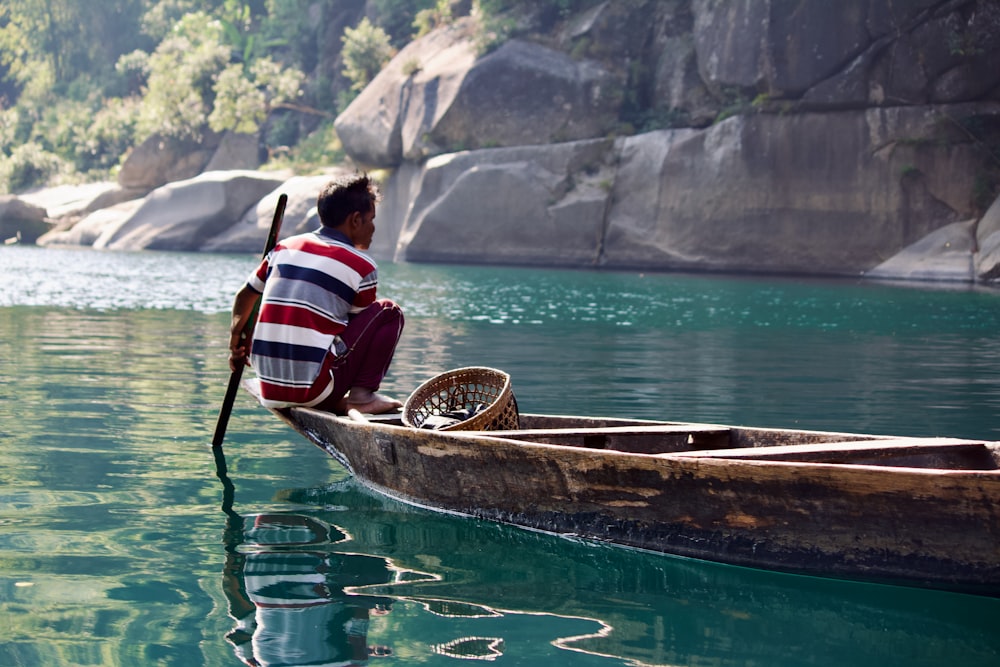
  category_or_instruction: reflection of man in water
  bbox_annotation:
[222,513,394,666]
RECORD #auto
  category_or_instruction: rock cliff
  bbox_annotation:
[13,0,1000,285]
[338,0,1000,281]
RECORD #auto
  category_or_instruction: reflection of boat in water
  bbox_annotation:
[243,377,1000,596]
[272,479,1000,667]
[218,507,611,665]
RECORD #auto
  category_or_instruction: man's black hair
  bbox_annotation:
[317,173,381,228]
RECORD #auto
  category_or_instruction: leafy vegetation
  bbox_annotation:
[0,0,626,193]
[0,0,451,193]
[341,18,395,94]
[413,0,454,38]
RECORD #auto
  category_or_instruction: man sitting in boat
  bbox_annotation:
[228,173,404,415]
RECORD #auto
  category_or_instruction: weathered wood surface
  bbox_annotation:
[247,380,1000,595]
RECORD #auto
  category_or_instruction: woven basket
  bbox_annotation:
[403,367,519,431]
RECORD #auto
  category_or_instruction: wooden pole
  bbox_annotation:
[211,193,287,449]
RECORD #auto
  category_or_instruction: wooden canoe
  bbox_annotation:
[242,378,1000,596]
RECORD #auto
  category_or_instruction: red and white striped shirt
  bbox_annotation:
[247,227,377,407]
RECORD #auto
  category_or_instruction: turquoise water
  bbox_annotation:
[2,244,999,666]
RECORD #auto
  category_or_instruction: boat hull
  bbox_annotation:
[247,382,1000,596]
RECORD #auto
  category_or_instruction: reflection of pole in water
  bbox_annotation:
[214,447,394,665]
[212,445,237,521]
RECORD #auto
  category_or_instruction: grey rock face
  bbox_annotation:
[335,18,620,168]
[0,196,49,244]
[97,171,285,251]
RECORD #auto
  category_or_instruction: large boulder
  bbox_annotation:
[96,170,286,251]
[974,194,1000,281]
[0,196,49,244]
[202,167,418,258]
[117,131,260,194]
[692,0,873,96]
[84,186,149,215]
[864,219,977,282]
[118,133,222,192]
[600,104,997,275]
[335,19,476,168]
[597,128,699,266]
[803,0,1000,108]
[975,190,1000,245]
[371,161,424,259]
[691,0,1000,110]
[396,139,616,266]
[335,18,621,168]
[19,182,121,219]
[874,1,1000,105]
[30,183,151,247]
[648,5,717,127]
[202,172,340,253]
[37,199,145,247]
[426,39,619,155]
[203,131,261,172]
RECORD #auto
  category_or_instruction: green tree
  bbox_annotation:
[259,0,329,76]
[0,141,69,192]
[0,0,151,97]
[0,0,77,89]
[217,0,271,63]
[141,0,226,42]
[73,97,142,174]
[414,0,454,38]
[136,13,230,140]
[137,9,305,142]
[209,58,304,134]
[341,17,394,93]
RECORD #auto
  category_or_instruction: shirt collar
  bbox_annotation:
[318,226,353,246]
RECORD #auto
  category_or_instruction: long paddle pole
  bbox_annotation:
[212,193,287,449]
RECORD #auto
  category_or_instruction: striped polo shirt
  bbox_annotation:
[247,227,377,408]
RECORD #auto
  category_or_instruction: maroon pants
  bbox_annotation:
[325,299,404,406]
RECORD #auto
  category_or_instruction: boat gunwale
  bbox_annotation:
[283,405,1000,479]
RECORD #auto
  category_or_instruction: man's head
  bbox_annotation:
[317,173,381,249]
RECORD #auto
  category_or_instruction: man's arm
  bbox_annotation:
[228,284,261,371]
[349,270,378,316]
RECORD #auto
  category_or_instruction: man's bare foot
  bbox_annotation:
[346,392,402,415]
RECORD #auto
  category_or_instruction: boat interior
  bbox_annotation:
[377,413,1000,471]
